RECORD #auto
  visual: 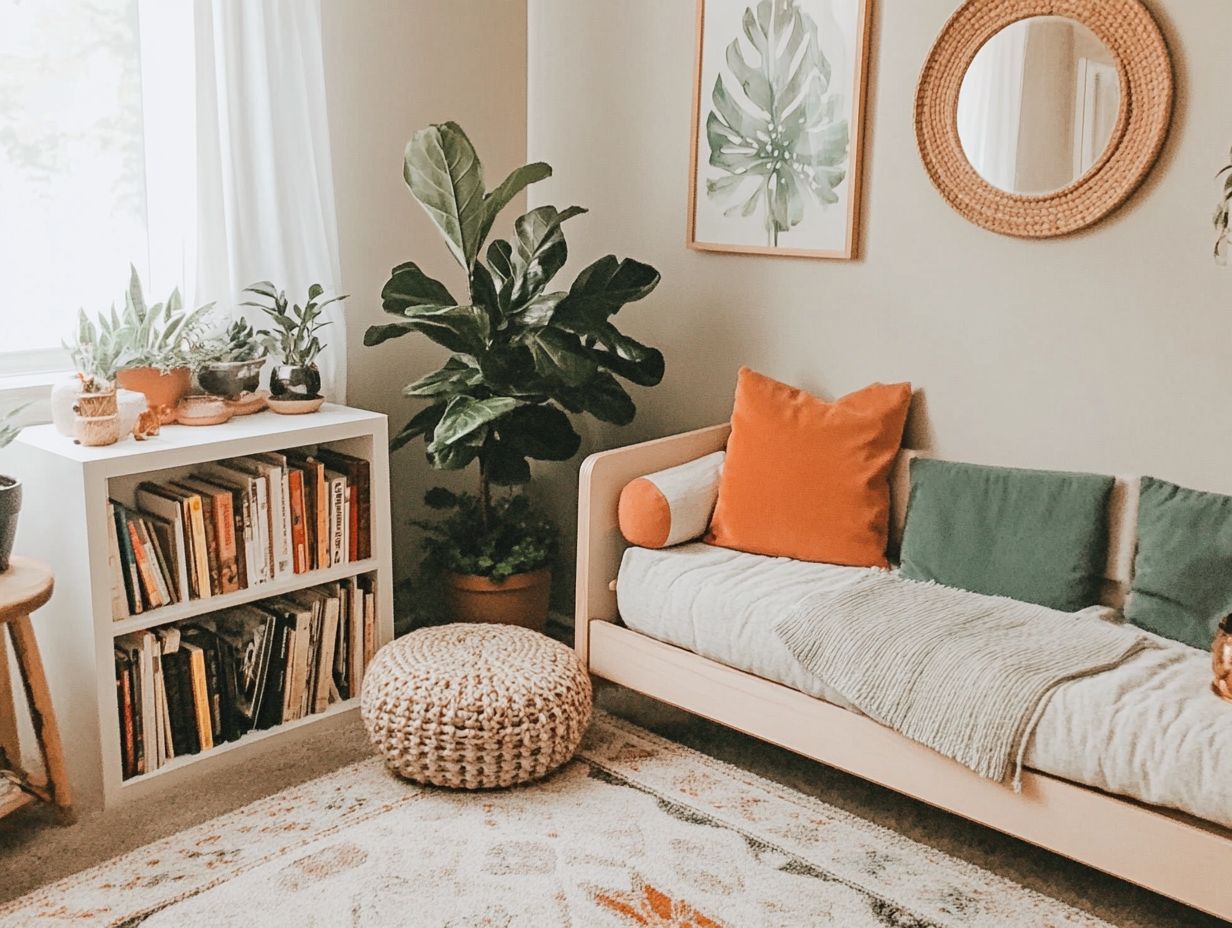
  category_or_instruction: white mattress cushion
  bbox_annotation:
[617,543,1232,830]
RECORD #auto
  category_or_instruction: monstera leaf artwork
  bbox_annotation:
[690,0,871,259]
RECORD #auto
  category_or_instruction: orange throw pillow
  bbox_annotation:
[706,368,912,568]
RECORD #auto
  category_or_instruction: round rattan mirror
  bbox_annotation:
[915,0,1173,238]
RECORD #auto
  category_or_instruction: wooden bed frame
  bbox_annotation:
[575,424,1232,921]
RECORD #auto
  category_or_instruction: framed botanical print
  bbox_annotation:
[688,0,872,259]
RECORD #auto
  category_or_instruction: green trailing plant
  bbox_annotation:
[704,0,850,246]
[114,265,215,371]
[365,121,664,533]
[64,309,125,392]
[243,282,344,366]
[414,487,557,581]
[203,318,267,363]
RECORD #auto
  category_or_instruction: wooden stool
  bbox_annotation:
[0,556,71,818]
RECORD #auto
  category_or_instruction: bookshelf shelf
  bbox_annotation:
[10,405,394,810]
[117,697,359,790]
[110,559,379,637]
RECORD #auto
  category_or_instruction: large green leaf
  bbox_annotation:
[364,322,417,347]
[430,395,518,451]
[427,441,480,471]
[553,256,661,331]
[558,372,635,425]
[477,162,552,250]
[510,205,587,307]
[401,304,491,354]
[705,0,849,246]
[526,328,597,386]
[402,356,483,398]
[482,439,532,486]
[391,402,447,452]
[496,404,581,461]
[404,122,487,268]
[587,325,666,387]
[381,261,456,316]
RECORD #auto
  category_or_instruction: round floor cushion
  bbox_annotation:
[360,623,593,789]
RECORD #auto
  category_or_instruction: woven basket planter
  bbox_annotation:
[361,623,592,789]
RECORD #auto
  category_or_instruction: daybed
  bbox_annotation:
[575,423,1232,921]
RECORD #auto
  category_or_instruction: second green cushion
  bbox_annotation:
[899,458,1114,612]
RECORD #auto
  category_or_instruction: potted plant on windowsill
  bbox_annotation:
[0,407,26,571]
[365,121,663,630]
[243,281,346,414]
[112,266,215,422]
[197,318,267,399]
[54,307,146,444]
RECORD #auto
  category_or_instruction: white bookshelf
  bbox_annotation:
[10,404,393,809]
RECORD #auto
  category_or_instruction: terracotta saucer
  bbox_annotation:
[176,395,233,426]
[268,395,325,415]
[225,390,269,416]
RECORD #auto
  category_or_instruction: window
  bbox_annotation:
[0,0,149,375]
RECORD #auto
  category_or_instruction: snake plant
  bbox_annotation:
[115,265,215,371]
[0,405,25,451]
[64,308,125,391]
[363,121,663,527]
[705,0,850,246]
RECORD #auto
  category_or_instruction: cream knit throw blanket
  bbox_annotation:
[775,572,1150,788]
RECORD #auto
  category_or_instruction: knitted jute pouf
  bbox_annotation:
[361,623,593,789]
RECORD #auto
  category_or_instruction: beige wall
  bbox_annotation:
[527,0,1231,595]
[323,1,528,593]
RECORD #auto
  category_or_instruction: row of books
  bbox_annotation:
[108,447,371,619]
[114,576,376,780]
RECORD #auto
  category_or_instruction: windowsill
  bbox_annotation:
[0,369,69,422]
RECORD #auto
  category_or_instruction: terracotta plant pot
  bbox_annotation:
[0,476,20,572]
[443,566,551,631]
[116,367,192,414]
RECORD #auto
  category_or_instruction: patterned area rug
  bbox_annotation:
[0,712,1108,927]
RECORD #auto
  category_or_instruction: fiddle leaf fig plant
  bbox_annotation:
[366,121,664,526]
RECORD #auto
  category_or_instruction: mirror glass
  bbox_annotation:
[956,16,1120,195]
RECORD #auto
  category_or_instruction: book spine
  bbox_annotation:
[187,646,214,751]
[288,469,307,574]
[329,478,345,568]
[115,505,143,615]
[314,466,328,571]
[186,496,212,599]
[106,504,130,620]
[203,639,224,742]
[173,652,200,755]
[364,590,376,671]
[232,490,249,591]
[212,491,240,593]
[197,496,221,596]
[356,462,371,561]
[128,520,161,609]
[137,518,172,606]
[116,652,134,779]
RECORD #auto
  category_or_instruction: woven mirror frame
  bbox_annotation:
[915,0,1173,238]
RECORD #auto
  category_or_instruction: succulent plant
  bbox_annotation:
[64,308,124,392]
[204,318,267,364]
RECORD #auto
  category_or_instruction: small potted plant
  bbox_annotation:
[366,122,663,629]
[112,266,215,420]
[197,318,267,399]
[0,406,26,571]
[243,281,345,413]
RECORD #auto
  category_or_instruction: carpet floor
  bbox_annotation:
[0,684,1221,927]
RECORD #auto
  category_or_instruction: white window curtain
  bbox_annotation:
[139,0,346,401]
[956,25,1028,193]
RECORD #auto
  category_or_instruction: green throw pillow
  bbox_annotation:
[899,458,1114,612]
[1125,476,1232,650]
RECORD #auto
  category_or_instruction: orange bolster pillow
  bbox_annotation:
[618,451,725,549]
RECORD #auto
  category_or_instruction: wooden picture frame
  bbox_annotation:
[687,0,873,260]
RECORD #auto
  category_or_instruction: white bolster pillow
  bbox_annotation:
[618,451,725,548]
